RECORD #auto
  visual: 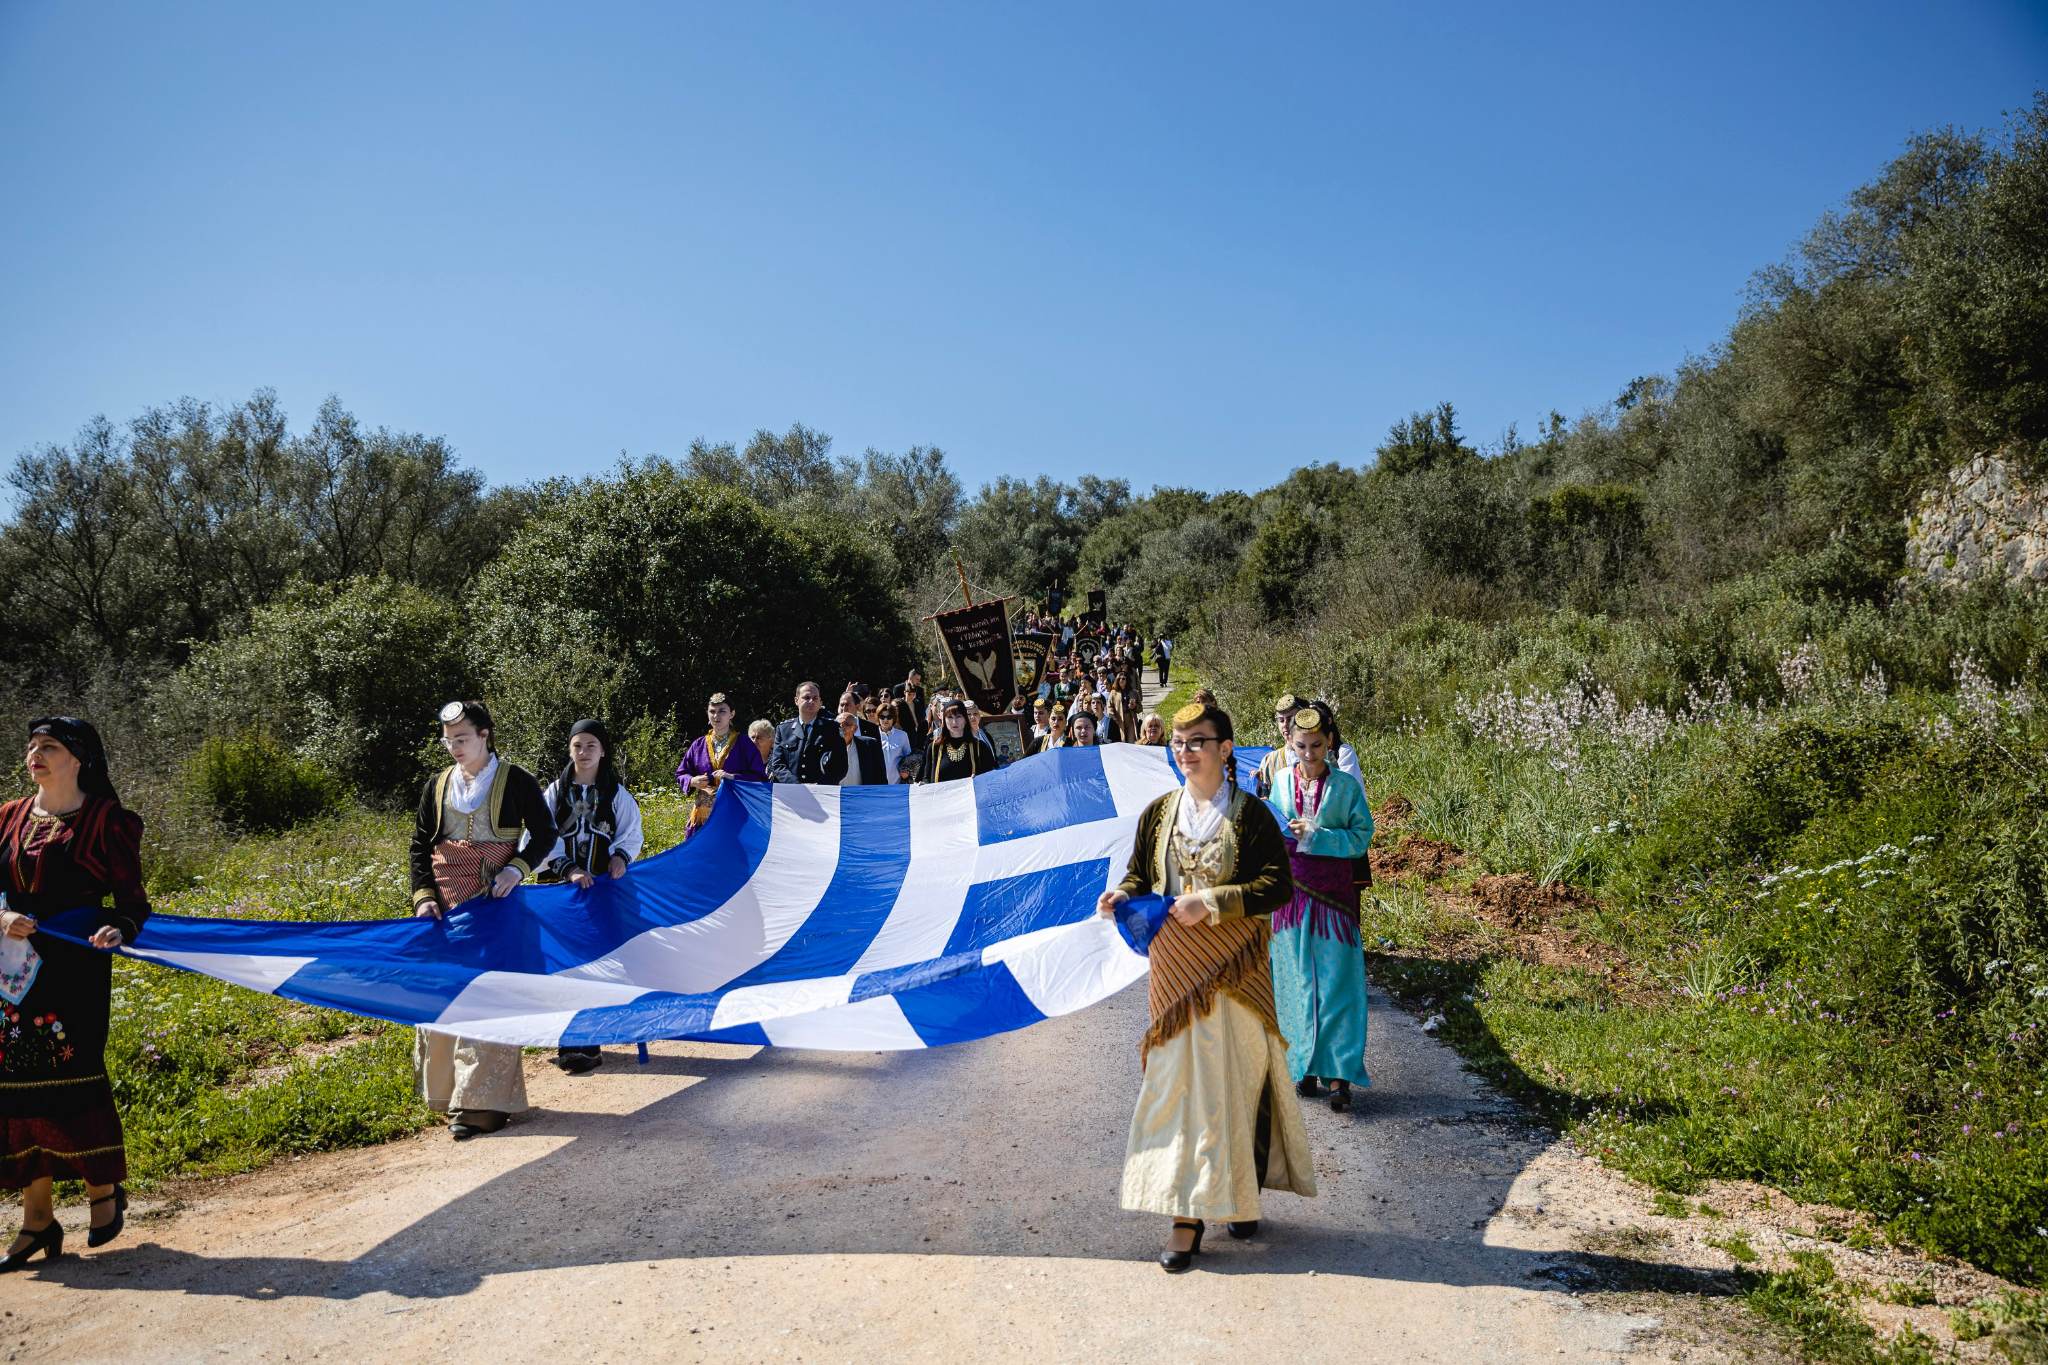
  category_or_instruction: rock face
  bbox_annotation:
[1906,452,2048,589]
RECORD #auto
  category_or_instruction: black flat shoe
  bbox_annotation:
[448,1109,508,1140]
[1225,1219,1259,1240]
[86,1185,127,1248]
[0,1220,62,1271]
[1329,1080,1352,1113]
[1295,1075,1321,1098]
[1159,1218,1204,1273]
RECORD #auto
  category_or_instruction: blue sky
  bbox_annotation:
[3,2,2043,495]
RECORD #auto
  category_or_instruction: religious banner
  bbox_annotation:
[934,598,1018,713]
[1087,588,1107,621]
[1014,632,1053,694]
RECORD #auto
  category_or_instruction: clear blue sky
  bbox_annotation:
[3,2,2042,496]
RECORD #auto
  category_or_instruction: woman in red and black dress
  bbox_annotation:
[0,717,147,1269]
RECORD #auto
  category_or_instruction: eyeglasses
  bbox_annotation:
[1169,736,1221,753]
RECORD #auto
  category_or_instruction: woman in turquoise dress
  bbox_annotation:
[1267,701,1373,1111]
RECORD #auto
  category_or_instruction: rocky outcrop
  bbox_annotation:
[1905,452,2048,589]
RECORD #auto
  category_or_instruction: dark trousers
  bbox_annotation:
[1156,661,1170,685]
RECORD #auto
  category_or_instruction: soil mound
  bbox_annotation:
[1470,872,1588,930]
[1372,836,1465,882]
[1374,792,1415,824]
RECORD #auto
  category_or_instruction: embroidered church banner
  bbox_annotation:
[43,748,1190,1051]
[934,598,1017,714]
[1013,632,1053,693]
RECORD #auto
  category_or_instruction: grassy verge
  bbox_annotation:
[1354,686,2048,1294]
[1152,671,1202,721]
[99,788,696,1190]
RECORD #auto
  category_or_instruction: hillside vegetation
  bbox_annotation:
[2,96,2044,1304]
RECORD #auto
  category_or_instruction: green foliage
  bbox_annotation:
[1951,1292,2048,1358]
[1239,502,1328,620]
[681,425,962,590]
[472,461,912,771]
[1743,1253,1942,1363]
[952,473,1131,598]
[0,390,522,682]
[1374,401,1479,477]
[185,730,348,833]
[1352,664,2048,1286]
[164,576,476,802]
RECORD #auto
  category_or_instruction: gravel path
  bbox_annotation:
[4,984,1724,1362]
[4,671,1744,1360]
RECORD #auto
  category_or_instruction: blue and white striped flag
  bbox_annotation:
[83,746,1188,1051]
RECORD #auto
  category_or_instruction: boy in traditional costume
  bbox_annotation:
[1096,703,1316,1272]
[410,701,556,1139]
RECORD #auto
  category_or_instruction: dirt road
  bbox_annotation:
[4,980,1735,1363]
[6,676,1748,1360]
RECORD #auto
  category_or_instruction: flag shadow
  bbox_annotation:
[29,967,1730,1306]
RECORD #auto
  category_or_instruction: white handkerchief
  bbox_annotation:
[0,933,40,1006]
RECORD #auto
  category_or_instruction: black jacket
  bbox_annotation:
[771,714,839,783]
[820,732,889,786]
[410,760,557,907]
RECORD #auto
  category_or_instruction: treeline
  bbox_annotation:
[1089,95,2048,660]
[6,95,2043,810]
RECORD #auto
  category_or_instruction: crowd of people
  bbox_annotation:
[0,622,1375,1278]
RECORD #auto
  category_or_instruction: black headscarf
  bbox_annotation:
[29,715,119,803]
[553,718,621,829]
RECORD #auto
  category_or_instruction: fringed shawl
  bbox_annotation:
[1117,786,1294,1064]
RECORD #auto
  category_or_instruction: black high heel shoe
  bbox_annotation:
[87,1185,126,1248]
[1226,1219,1260,1240]
[0,1220,63,1271]
[1159,1218,1204,1273]
[1329,1080,1352,1113]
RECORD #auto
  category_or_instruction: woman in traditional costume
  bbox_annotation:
[538,718,644,1074]
[1256,693,1365,794]
[1096,703,1315,1272]
[922,699,998,782]
[1265,701,1374,1111]
[1031,707,1068,755]
[410,701,556,1139]
[0,718,146,1268]
[676,693,767,834]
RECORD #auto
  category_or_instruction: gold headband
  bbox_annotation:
[1172,703,1206,727]
[1292,709,1323,732]
[1275,693,1299,712]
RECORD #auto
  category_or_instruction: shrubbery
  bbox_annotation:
[472,462,911,771]
[185,730,348,833]
[162,576,477,802]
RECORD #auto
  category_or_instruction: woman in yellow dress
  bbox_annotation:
[1097,703,1316,1272]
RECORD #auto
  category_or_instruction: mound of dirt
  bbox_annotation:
[1374,792,1415,825]
[1372,836,1465,882]
[1469,872,1589,930]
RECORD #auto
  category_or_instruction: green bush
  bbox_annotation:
[185,730,348,833]
[471,462,912,770]
[161,576,477,803]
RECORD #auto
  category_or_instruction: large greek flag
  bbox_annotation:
[85,746,1189,1051]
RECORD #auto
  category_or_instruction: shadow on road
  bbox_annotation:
[25,959,1732,1307]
